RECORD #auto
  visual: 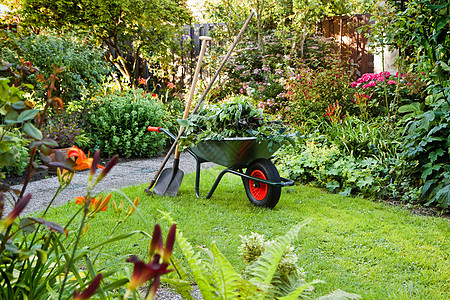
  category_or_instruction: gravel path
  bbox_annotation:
[6,152,215,216]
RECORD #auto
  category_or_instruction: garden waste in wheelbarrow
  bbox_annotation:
[147,127,294,208]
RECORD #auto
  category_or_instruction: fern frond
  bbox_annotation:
[161,278,195,300]
[210,242,257,299]
[176,229,217,299]
[277,279,322,300]
[168,256,191,281]
[244,220,310,297]
[317,289,362,300]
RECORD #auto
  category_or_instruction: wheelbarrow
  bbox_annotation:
[148,127,294,208]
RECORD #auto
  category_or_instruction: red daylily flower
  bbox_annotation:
[126,224,176,295]
[73,274,103,300]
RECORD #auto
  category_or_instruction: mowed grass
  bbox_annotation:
[42,167,450,299]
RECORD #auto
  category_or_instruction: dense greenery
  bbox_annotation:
[201,0,450,209]
[83,90,172,158]
[0,31,111,104]
[20,0,192,89]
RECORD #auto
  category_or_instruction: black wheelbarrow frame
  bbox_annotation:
[151,127,294,208]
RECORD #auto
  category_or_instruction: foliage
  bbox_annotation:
[276,123,409,200]
[0,74,39,179]
[0,128,30,176]
[0,64,177,298]
[384,0,450,88]
[20,0,192,89]
[162,213,360,299]
[400,91,450,208]
[350,71,427,120]
[238,232,300,275]
[0,30,111,104]
[41,111,91,148]
[83,89,171,158]
[284,57,354,127]
[178,95,293,151]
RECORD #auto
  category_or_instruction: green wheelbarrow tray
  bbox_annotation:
[190,137,281,168]
[149,128,294,208]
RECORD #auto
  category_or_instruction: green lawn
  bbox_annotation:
[42,167,450,299]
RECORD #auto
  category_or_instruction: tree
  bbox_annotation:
[20,0,192,89]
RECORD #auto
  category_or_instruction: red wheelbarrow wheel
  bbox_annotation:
[243,158,281,208]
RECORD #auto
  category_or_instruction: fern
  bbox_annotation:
[160,213,359,300]
[210,242,257,299]
[174,230,217,299]
[162,278,195,300]
[244,220,310,298]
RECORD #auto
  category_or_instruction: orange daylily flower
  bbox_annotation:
[75,193,111,214]
[68,146,104,171]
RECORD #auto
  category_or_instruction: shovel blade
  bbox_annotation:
[153,168,184,196]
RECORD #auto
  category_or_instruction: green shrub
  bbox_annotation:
[0,128,30,177]
[0,30,111,103]
[41,111,91,148]
[83,90,171,158]
[326,116,402,160]
[277,132,404,199]
[401,90,450,208]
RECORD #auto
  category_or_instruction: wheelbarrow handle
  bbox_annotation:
[147,126,162,133]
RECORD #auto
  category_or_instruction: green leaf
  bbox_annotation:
[19,218,36,234]
[17,109,39,122]
[435,184,450,208]
[4,110,19,123]
[12,101,27,110]
[23,123,43,140]
[398,102,422,114]
[0,152,16,167]
[326,181,340,191]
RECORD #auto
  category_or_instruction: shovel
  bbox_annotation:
[145,12,254,195]
[153,36,212,196]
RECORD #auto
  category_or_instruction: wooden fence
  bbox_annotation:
[320,14,374,77]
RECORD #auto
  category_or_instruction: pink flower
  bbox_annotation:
[365,81,377,88]
[350,82,358,87]
[387,80,397,85]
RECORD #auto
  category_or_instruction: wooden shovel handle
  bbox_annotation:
[174,36,212,159]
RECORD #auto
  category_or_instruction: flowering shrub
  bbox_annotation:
[283,61,354,127]
[350,71,427,119]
